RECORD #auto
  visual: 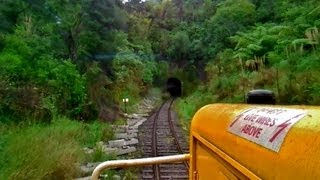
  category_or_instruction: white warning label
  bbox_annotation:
[228,107,306,152]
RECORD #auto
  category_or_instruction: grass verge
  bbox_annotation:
[175,87,217,132]
[0,117,114,179]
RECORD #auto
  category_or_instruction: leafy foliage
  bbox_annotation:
[1,0,319,121]
[0,22,86,122]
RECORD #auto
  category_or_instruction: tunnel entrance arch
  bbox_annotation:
[166,77,182,97]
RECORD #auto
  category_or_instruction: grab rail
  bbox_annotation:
[91,154,190,180]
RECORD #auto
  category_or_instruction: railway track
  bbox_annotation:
[139,98,189,179]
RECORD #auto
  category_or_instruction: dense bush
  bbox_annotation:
[111,48,158,107]
[0,27,86,122]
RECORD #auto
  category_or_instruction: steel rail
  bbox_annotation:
[151,99,169,180]
[167,98,190,169]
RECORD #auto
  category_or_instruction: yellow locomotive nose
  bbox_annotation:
[190,103,320,180]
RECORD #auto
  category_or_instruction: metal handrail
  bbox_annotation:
[91,154,190,180]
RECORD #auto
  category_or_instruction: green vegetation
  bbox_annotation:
[175,86,217,131]
[1,0,320,178]
[0,118,114,179]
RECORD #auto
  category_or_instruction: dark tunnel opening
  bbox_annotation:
[166,77,182,97]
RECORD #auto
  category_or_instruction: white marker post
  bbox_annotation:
[122,98,129,113]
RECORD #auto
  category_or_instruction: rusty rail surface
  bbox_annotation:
[167,98,189,169]
[151,99,168,179]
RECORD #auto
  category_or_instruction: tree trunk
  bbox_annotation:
[66,30,77,62]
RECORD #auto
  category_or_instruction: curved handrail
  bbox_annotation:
[91,154,190,180]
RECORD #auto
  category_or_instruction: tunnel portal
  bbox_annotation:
[166,77,182,97]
